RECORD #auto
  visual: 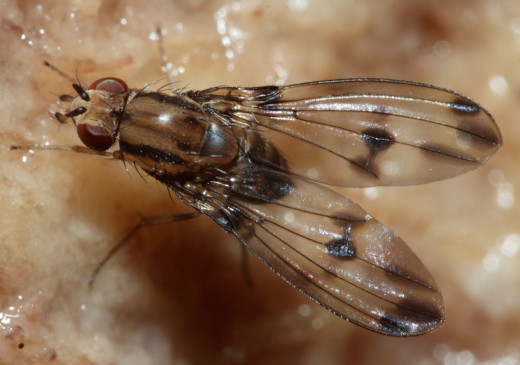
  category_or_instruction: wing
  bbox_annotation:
[168,163,444,336]
[189,79,501,187]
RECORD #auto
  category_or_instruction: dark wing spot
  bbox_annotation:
[325,238,355,258]
[379,315,411,336]
[449,96,480,115]
[325,224,355,259]
[361,126,395,153]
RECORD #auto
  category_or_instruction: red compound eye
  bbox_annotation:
[77,124,114,151]
[88,77,128,94]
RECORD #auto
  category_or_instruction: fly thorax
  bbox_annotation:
[117,93,240,175]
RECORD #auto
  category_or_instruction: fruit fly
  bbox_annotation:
[11,65,501,337]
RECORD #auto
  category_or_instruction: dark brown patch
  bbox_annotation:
[325,237,355,258]
[381,268,445,322]
[379,298,444,336]
[120,141,185,165]
[379,315,411,336]
[247,131,288,171]
[449,96,480,115]
[138,92,202,113]
[456,119,502,146]
[228,162,294,203]
[402,295,445,322]
[361,126,394,153]
[325,224,355,259]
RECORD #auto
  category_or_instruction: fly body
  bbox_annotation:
[16,74,502,336]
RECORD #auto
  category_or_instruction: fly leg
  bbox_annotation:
[240,244,254,287]
[88,211,200,286]
[10,144,113,157]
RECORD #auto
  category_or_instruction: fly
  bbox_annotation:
[11,65,502,337]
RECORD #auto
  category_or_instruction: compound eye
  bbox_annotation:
[88,77,128,94]
[77,124,114,151]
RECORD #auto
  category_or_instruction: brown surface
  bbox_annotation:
[0,1,519,364]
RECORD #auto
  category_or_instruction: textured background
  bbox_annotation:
[0,1,518,364]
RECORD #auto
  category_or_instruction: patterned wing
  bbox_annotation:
[171,78,501,335]
[169,163,444,336]
[190,79,501,187]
